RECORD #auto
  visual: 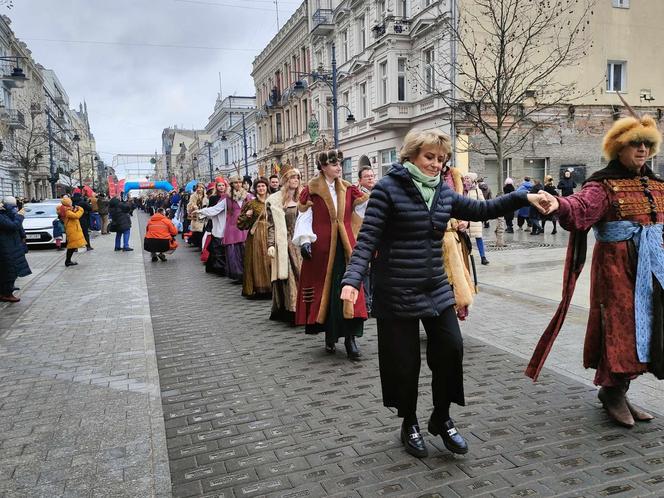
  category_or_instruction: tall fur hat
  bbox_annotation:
[603,93,662,161]
[602,115,662,160]
[316,149,343,170]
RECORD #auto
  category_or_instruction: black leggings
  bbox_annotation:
[376,306,465,418]
[65,249,75,264]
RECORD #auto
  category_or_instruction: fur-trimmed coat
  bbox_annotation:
[266,191,290,282]
[295,175,369,325]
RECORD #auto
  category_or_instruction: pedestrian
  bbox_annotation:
[478,177,493,228]
[144,208,177,262]
[293,149,369,360]
[60,197,86,266]
[97,193,110,234]
[527,109,664,427]
[462,172,490,265]
[196,179,228,275]
[0,196,31,302]
[72,191,93,250]
[340,128,551,458]
[557,170,576,197]
[503,178,516,233]
[224,175,252,283]
[238,177,272,299]
[516,176,534,230]
[269,174,280,194]
[187,183,208,249]
[266,165,303,324]
[528,178,544,235]
[357,165,376,313]
[109,196,133,251]
[541,175,559,234]
[52,216,65,250]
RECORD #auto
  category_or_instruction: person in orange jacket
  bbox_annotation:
[144,208,178,261]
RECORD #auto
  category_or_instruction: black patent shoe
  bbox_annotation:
[401,422,428,458]
[325,341,336,354]
[428,417,468,455]
[344,336,361,361]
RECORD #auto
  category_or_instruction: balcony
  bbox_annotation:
[312,8,334,35]
[372,103,413,130]
[5,108,25,130]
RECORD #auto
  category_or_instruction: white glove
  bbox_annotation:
[267,246,275,258]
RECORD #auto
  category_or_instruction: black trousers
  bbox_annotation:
[376,306,465,417]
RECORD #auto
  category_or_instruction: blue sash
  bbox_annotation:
[593,221,664,362]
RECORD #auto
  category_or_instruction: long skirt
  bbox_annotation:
[225,242,244,282]
[242,223,271,298]
[305,241,363,343]
[205,236,226,275]
[271,241,301,324]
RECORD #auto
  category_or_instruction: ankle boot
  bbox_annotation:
[344,336,361,361]
[481,256,489,265]
[598,386,634,427]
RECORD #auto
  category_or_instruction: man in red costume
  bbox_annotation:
[528,105,664,427]
[293,149,369,360]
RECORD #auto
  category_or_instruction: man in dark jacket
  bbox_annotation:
[0,196,31,302]
[97,193,110,234]
[109,197,133,251]
[557,170,576,196]
[72,192,93,250]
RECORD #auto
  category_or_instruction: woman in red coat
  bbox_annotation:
[293,150,369,360]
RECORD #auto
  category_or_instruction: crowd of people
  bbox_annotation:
[2,116,661,461]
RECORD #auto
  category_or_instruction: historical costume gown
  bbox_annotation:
[238,197,271,298]
[224,190,252,282]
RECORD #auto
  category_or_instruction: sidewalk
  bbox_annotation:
[0,227,170,497]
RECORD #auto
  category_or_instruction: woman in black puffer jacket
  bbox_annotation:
[341,129,550,459]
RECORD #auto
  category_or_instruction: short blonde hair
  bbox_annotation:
[399,128,452,163]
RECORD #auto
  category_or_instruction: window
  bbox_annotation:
[342,30,349,62]
[380,148,397,177]
[379,60,388,104]
[342,91,349,108]
[294,105,299,135]
[275,113,283,142]
[359,82,367,119]
[376,0,385,20]
[285,110,291,138]
[342,157,353,182]
[424,47,435,93]
[397,0,407,17]
[607,61,626,92]
[358,15,366,51]
[315,49,323,68]
[612,0,629,7]
[326,97,333,128]
[397,58,407,101]
[224,149,229,165]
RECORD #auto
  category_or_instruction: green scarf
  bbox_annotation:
[404,161,440,209]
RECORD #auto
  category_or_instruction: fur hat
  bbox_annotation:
[463,172,478,182]
[316,149,343,170]
[228,175,242,184]
[2,195,16,207]
[602,115,662,160]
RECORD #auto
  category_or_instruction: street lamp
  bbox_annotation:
[192,155,199,183]
[72,133,82,187]
[204,141,214,181]
[0,56,28,89]
[290,43,354,149]
[219,113,250,178]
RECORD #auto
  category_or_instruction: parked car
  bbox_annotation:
[22,202,65,246]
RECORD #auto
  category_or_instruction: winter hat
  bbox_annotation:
[504,177,514,185]
[602,115,661,161]
[228,175,242,184]
[463,172,478,182]
[2,195,17,207]
[61,197,72,207]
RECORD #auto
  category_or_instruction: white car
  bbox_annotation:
[22,202,65,246]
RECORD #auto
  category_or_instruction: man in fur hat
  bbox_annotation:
[528,110,664,428]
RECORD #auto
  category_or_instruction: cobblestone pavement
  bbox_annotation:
[144,219,664,497]
[0,227,170,497]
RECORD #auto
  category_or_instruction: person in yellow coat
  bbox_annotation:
[60,197,86,267]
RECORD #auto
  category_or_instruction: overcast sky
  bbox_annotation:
[8,0,300,176]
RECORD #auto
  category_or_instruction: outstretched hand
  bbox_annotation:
[527,191,559,215]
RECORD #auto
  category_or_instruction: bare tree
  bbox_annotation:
[419,0,595,187]
[7,101,48,198]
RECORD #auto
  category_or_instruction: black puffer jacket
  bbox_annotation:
[342,162,529,319]
[109,198,132,232]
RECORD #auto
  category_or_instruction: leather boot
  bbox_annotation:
[625,398,654,422]
[598,386,634,428]
[325,340,336,354]
[344,336,361,361]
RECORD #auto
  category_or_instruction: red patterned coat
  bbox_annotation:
[295,175,369,325]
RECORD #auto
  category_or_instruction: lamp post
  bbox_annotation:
[291,43,354,150]
[204,141,214,181]
[46,112,58,197]
[72,133,82,187]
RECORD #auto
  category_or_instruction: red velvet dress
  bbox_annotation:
[557,178,664,385]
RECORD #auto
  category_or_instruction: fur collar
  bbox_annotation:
[307,174,350,222]
[231,187,249,203]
